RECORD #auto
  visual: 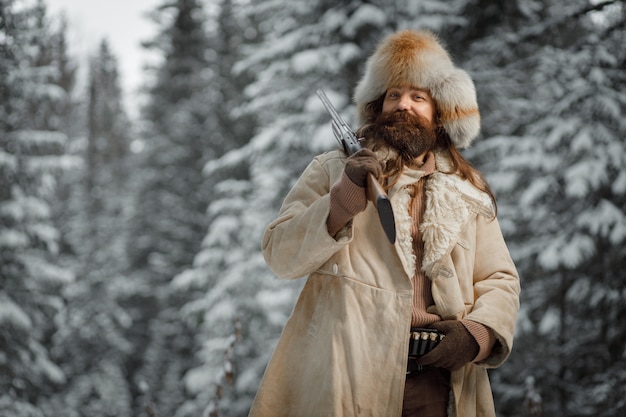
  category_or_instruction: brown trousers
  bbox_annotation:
[402,367,451,417]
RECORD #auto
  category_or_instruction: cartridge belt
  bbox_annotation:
[409,328,444,358]
[407,328,445,375]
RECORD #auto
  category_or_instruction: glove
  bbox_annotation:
[344,149,382,187]
[415,320,479,371]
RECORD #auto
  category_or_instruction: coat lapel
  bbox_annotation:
[389,151,493,280]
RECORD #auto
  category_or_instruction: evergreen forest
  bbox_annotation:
[1,0,625,416]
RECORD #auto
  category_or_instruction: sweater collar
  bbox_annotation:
[388,151,436,197]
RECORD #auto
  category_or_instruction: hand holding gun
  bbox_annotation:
[316,89,396,244]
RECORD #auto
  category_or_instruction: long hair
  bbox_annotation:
[356,95,498,214]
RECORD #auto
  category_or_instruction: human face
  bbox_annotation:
[359,97,437,164]
[382,86,436,124]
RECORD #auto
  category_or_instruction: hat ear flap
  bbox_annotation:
[431,69,480,149]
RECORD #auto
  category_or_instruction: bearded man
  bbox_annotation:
[250,30,520,417]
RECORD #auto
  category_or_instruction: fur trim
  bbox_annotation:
[390,186,416,277]
[353,30,480,149]
[420,169,471,274]
[420,152,493,275]
[388,152,492,278]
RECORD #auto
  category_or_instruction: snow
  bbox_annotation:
[291,49,321,74]
[0,149,17,170]
[339,42,360,64]
[28,223,61,254]
[203,146,252,176]
[564,159,608,198]
[612,171,626,194]
[34,349,66,384]
[13,130,67,148]
[1,192,51,221]
[537,232,596,270]
[233,31,300,75]
[206,299,237,323]
[20,254,75,285]
[563,234,596,268]
[341,4,386,38]
[256,287,298,326]
[319,9,346,32]
[0,200,26,222]
[311,123,337,153]
[0,229,29,249]
[184,365,216,395]
[544,118,580,149]
[566,277,591,303]
[171,268,205,290]
[0,294,33,331]
[293,45,359,75]
[204,215,239,247]
[519,176,554,206]
[570,127,593,153]
[538,308,560,335]
[487,171,519,193]
[577,199,626,244]
[515,305,534,335]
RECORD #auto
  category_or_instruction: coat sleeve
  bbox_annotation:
[262,155,353,280]
[466,215,521,368]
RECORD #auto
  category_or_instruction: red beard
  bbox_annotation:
[360,111,437,163]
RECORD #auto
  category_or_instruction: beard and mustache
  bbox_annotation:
[358,111,437,164]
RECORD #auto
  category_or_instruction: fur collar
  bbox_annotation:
[389,151,493,278]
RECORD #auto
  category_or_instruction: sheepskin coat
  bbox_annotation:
[250,149,520,417]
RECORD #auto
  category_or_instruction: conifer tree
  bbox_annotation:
[0,0,76,414]
[127,0,211,281]
[124,0,213,414]
[45,38,135,417]
[83,39,132,261]
[458,1,626,415]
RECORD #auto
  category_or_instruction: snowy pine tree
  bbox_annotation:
[125,0,215,414]
[43,37,136,417]
[127,0,212,281]
[0,1,76,414]
[461,1,626,415]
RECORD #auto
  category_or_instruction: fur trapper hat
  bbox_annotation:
[353,30,480,149]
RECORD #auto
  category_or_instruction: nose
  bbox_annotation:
[397,94,411,111]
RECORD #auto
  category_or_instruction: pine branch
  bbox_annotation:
[571,0,620,19]
[505,0,622,45]
[145,396,160,417]
[207,317,242,417]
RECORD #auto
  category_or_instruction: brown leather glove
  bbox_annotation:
[344,148,382,187]
[415,320,479,371]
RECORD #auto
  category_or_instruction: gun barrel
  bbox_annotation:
[316,89,342,123]
[316,88,396,244]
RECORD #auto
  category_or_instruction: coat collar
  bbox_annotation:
[389,151,493,278]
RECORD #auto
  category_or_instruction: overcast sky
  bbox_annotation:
[46,0,162,116]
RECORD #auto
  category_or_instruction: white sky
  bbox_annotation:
[46,0,162,117]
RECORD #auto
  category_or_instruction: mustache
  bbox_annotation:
[375,110,431,128]
[360,109,438,163]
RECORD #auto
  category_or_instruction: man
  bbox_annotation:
[249,30,520,417]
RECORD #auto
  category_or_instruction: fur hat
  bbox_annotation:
[353,30,480,149]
